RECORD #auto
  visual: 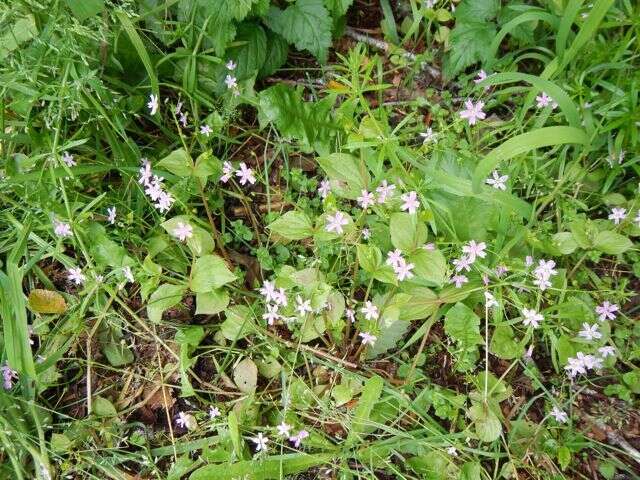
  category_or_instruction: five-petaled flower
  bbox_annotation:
[67,267,85,285]
[62,151,76,167]
[359,331,377,346]
[225,75,237,90]
[451,274,468,288]
[220,161,234,183]
[173,222,193,242]
[376,180,396,203]
[400,191,420,214]
[296,296,312,316]
[578,322,602,341]
[226,60,236,71]
[200,124,213,137]
[318,179,331,199]
[54,220,72,238]
[209,406,221,419]
[277,422,292,437]
[485,170,508,190]
[459,99,486,125]
[419,127,437,144]
[462,240,487,262]
[550,406,568,423]
[251,432,269,452]
[289,429,309,448]
[147,94,159,115]
[357,190,375,209]
[235,162,256,185]
[325,211,349,234]
[522,308,543,328]
[608,207,627,225]
[595,301,618,321]
[361,301,379,320]
[598,346,615,358]
[536,92,558,109]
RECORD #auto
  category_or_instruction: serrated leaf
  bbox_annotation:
[147,283,186,323]
[443,20,496,80]
[233,358,258,393]
[260,33,289,77]
[455,0,500,22]
[268,210,314,240]
[226,23,267,81]
[28,289,66,314]
[264,0,333,63]
[190,255,236,293]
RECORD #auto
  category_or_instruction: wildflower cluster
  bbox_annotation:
[138,158,174,212]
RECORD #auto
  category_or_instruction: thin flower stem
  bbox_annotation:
[197,178,230,263]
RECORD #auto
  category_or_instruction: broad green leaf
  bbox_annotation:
[158,149,192,177]
[193,152,220,179]
[93,396,118,417]
[443,21,496,80]
[190,453,333,480]
[469,403,502,442]
[260,33,289,77]
[220,305,255,341]
[455,0,500,22]
[472,126,590,192]
[226,23,267,81]
[356,244,382,273]
[346,375,384,446]
[324,0,353,16]
[593,231,632,255]
[394,287,439,321]
[390,213,427,251]
[233,358,258,393]
[264,0,333,63]
[190,255,236,293]
[367,307,408,358]
[552,232,578,255]
[28,289,67,314]
[162,217,215,257]
[490,325,523,360]
[444,302,483,346]
[147,283,186,323]
[168,455,197,480]
[409,249,447,287]
[0,15,38,60]
[268,210,314,240]
[195,289,229,315]
[65,0,104,20]
[317,153,369,199]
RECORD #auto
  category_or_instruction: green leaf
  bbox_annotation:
[268,210,314,240]
[490,325,523,360]
[346,375,384,446]
[28,289,67,314]
[196,289,229,315]
[220,305,255,341]
[162,217,214,257]
[390,213,427,251]
[233,358,258,393]
[393,287,439,321]
[409,249,447,287]
[65,0,104,20]
[193,152,220,179]
[264,0,333,63]
[356,244,382,273]
[324,0,353,17]
[158,149,192,177]
[472,126,590,192]
[316,153,370,199]
[227,23,268,81]
[552,232,578,255]
[444,302,483,346]
[0,15,38,60]
[190,255,236,293]
[93,396,118,417]
[260,33,289,77]
[443,21,496,80]
[367,307,408,358]
[147,283,187,323]
[116,11,158,96]
[190,453,334,480]
[469,403,502,442]
[455,0,500,22]
[593,231,632,255]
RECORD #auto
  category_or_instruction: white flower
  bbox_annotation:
[200,124,213,137]
[452,256,472,272]
[360,301,379,320]
[462,240,486,262]
[393,259,415,281]
[608,207,627,225]
[209,406,221,419]
[361,228,371,240]
[583,353,602,370]
[522,308,543,328]
[536,92,558,109]
[263,304,280,325]
[375,180,396,204]
[220,161,233,183]
[235,162,256,185]
[565,355,587,377]
[259,281,276,302]
[122,266,134,283]
[550,406,568,423]
[446,446,458,456]
[147,94,159,115]
[345,308,355,323]
[289,429,309,448]
[357,190,376,209]
[419,127,437,144]
[226,60,236,71]
[273,288,288,307]
[318,179,331,199]
[224,75,238,90]
[459,99,486,125]
[251,432,269,452]
[525,255,534,267]
[484,292,498,308]
[451,275,468,288]
[598,345,616,358]
[54,221,72,238]
[179,111,188,127]
[578,322,602,341]
[325,211,349,234]
[533,259,557,291]
[386,249,404,269]
[296,296,312,316]
[107,206,116,224]
[175,101,183,115]
[359,332,377,346]
[62,151,76,167]
[276,422,292,437]
[176,412,196,430]
[595,301,618,321]
[173,222,193,242]
[67,267,85,285]
[400,191,420,214]
[533,276,552,291]
[473,70,487,84]
[485,170,508,190]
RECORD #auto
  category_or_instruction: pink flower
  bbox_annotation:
[473,70,487,84]
[357,190,376,209]
[235,162,256,185]
[451,275,468,288]
[608,207,627,225]
[595,301,618,321]
[289,429,309,448]
[462,240,486,262]
[459,99,486,125]
[375,180,396,203]
[325,211,349,234]
[359,332,377,345]
[400,191,420,214]
[318,179,331,198]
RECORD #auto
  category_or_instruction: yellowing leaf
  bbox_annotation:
[28,289,67,314]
